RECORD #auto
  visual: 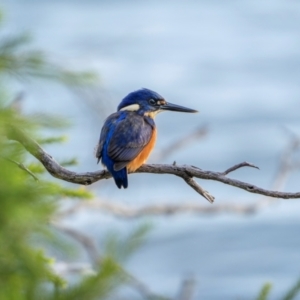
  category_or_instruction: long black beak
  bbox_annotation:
[160,102,198,113]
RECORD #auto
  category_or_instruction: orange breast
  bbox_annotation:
[127,128,157,172]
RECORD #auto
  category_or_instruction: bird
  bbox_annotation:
[96,88,198,189]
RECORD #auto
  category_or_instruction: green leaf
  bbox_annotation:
[105,223,152,262]
[37,135,68,145]
[283,279,300,300]
[256,283,272,300]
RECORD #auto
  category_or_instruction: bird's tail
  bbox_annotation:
[111,168,128,189]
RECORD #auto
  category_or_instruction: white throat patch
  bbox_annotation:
[144,110,163,119]
[120,104,140,112]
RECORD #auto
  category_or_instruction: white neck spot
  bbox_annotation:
[120,104,140,112]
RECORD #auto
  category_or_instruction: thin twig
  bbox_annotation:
[221,162,259,176]
[1,156,39,181]
[154,125,208,160]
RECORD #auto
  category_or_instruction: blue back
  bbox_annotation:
[96,109,154,189]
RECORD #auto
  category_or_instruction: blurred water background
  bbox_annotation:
[2,0,300,299]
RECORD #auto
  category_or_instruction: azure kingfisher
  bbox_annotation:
[96,88,197,189]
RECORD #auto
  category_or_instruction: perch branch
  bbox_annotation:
[7,127,300,202]
[60,131,300,219]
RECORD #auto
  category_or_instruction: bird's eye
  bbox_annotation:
[149,99,156,105]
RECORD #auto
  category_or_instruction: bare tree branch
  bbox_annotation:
[154,125,208,160]
[7,127,300,202]
[57,131,300,220]
[182,175,215,203]
[52,221,100,265]
[57,199,260,219]
[272,131,300,191]
[177,277,197,300]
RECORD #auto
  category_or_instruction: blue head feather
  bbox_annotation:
[117,88,164,111]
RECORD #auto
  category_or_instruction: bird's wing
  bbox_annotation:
[95,129,106,164]
[95,113,120,164]
[108,114,153,171]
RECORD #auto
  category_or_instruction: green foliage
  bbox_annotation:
[0,64,135,300]
[283,279,300,300]
[256,283,272,300]
[56,257,126,300]
[256,279,300,300]
[0,33,97,86]
[105,223,152,262]
[28,162,47,174]
[0,13,140,300]
[37,135,68,145]
[59,158,78,167]
[54,184,94,200]
[0,107,61,299]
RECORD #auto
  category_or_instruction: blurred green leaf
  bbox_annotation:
[0,10,146,300]
[37,135,68,145]
[105,223,152,262]
[51,183,94,199]
[55,257,126,300]
[59,157,78,167]
[30,113,71,129]
[0,31,98,86]
[283,279,300,300]
[256,283,272,300]
[28,162,46,174]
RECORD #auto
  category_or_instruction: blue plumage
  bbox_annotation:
[98,112,129,188]
[117,88,163,112]
[96,88,197,189]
